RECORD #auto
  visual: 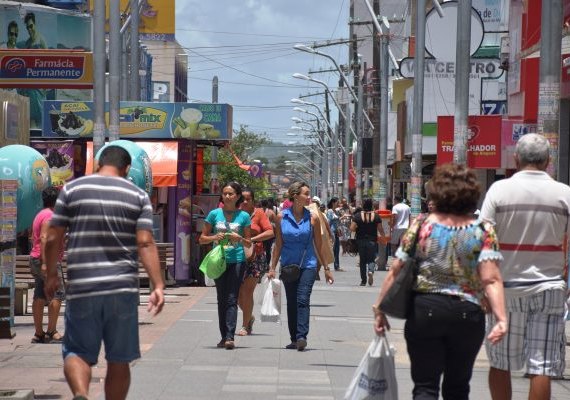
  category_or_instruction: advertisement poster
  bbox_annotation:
[0,179,17,326]
[0,5,91,129]
[30,140,75,187]
[174,142,192,281]
[43,101,233,140]
[437,115,502,168]
[501,119,537,169]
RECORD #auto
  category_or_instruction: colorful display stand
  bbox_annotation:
[0,180,18,338]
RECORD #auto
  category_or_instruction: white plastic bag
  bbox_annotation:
[260,278,281,323]
[344,335,398,400]
[256,276,270,305]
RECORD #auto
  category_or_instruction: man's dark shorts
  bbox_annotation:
[29,256,65,301]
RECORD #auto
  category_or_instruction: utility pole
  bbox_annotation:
[211,76,219,193]
[93,0,106,159]
[353,34,363,206]
[453,0,471,165]
[379,16,390,210]
[108,0,121,142]
[538,0,563,179]
[341,79,351,200]
[324,92,332,200]
[129,0,140,101]
[332,123,339,197]
[411,0,426,216]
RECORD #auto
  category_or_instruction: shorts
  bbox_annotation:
[390,228,407,245]
[486,289,566,376]
[29,257,65,301]
[62,292,140,365]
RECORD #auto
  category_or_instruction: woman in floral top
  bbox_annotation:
[373,164,507,400]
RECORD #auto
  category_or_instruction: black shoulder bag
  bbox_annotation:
[379,214,427,319]
[280,223,312,283]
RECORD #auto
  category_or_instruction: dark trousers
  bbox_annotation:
[283,267,317,342]
[214,262,246,341]
[264,239,274,268]
[357,239,377,283]
[404,294,485,400]
[333,234,340,270]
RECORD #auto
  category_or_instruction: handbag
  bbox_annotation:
[344,335,398,400]
[379,214,427,319]
[345,236,359,256]
[198,239,228,280]
[280,224,312,283]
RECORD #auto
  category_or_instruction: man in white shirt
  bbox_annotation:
[480,133,570,400]
[390,194,411,254]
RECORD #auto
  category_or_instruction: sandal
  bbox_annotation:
[237,327,248,336]
[31,332,45,344]
[46,330,63,343]
[246,316,255,335]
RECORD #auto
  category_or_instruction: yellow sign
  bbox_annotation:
[90,0,175,40]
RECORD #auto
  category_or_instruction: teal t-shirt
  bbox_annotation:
[205,208,251,263]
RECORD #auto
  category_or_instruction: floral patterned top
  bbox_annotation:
[395,214,502,306]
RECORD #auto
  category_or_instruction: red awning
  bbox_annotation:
[86,141,179,187]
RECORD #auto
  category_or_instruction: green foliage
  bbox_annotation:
[204,125,273,198]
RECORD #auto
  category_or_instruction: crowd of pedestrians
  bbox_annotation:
[24,132,570,400]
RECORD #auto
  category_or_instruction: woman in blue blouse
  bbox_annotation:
[374,164,507,399]
[199,182,252,350]
[268,182,334,351]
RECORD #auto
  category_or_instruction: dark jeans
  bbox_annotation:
[214,261,246,341]
[357,239,377,283]
[333,234,340,270]
[404,294,485,400]
[264,239,274,268]
[283,267,317,342]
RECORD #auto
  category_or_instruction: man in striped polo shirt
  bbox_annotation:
[481,133,570,400]
[45,145,165,400]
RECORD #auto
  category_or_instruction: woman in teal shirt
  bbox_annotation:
[200,182,251,350]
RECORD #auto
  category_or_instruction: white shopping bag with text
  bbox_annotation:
[344,335,398,400]
[260,278,281,323]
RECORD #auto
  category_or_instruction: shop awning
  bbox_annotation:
[86,141,179,187]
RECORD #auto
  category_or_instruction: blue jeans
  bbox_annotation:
[283,267,317,342]
[333,234,340,270]
[215,262,246,341]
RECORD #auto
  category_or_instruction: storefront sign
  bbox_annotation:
[42,101,233,140]
[501,119,537,169]
[437,115,501,168]
[0,51,93,89]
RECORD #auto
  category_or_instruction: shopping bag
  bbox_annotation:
[260,278,281,323]
[256,276,270,305]
[344,335,398,400]
[198,244,226,279]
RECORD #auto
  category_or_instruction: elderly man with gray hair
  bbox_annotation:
[480,133,570,400]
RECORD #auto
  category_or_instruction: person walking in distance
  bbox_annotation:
[268,182,334,351]
[199,182,252,350]
[44,145,165,400]
[480,133,570,400]
[390,194,411,255]
[29,186,65,344]
[350,198,384,286]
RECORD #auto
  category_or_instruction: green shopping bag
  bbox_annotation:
[199,240,227,279]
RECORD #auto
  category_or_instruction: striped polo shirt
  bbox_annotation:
[480,170,570,297]
[50,174,154,299]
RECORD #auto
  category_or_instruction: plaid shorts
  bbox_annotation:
[485,289,566,376]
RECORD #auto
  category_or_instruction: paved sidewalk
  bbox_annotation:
[1,253,569,399]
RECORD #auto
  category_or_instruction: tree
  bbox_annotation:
[204,125,273,197]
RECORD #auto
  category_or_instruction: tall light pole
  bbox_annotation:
[293,45,375,131]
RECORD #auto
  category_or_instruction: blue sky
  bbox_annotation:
[175,0,351,144]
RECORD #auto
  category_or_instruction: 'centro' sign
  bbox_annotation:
[399,58,501,79]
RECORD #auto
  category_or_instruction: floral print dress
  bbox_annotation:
[395,215,502,306]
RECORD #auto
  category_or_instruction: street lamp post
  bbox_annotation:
[288,150,323,199]
[292,108,330,199]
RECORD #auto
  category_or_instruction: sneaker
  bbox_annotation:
[359,282,366,286]
[368,272,374,286]
[216,339,226,348]
[285,342,297,349]
[224,340,235,350]
[335,267,345,272]
[297,339,307,351]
